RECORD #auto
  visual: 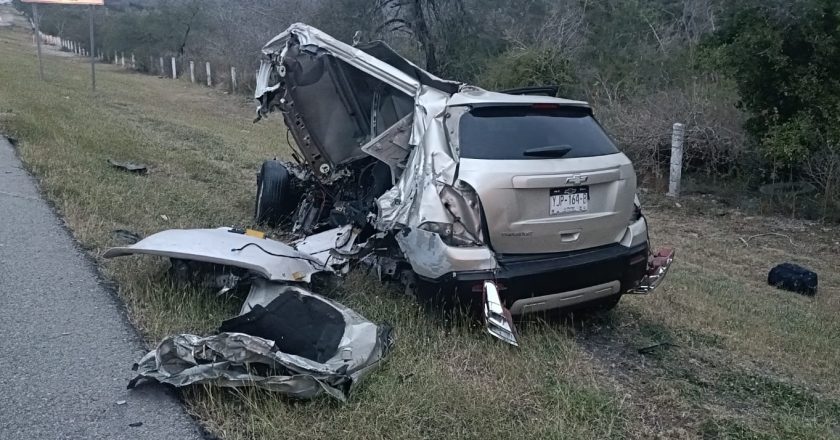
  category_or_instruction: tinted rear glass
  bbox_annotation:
[458,106,620,160]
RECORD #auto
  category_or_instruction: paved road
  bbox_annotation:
[0,138,203,439]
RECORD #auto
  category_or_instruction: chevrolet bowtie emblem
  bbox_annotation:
[566,175,589,185]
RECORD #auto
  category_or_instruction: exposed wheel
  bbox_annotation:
[254,160,297,226]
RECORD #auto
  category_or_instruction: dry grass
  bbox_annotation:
[2,12,839,439]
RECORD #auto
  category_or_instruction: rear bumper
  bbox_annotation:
[418,242,650,313]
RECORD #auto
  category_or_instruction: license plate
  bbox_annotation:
[550,186,589,215]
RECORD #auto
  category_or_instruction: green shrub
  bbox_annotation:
[708,0,840,167]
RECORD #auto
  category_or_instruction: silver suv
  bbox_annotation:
[252,24,673,328]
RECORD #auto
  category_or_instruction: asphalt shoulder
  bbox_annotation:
[0,137,204,440]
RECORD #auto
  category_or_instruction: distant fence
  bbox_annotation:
[37,32,254,95]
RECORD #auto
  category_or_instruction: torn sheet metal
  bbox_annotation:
[374,86,459,232]
[292,224,358,272]
[256,23,459,102]
[255,23,464,236]
[104,227,325,283]
[360,113,413,183]
[107,159,148,174]
[130,279,393,401]
[483,280,518,346]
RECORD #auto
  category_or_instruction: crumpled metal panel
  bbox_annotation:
[129,280,393,401]
[394,227,496,279]
[256,23,421,99]
[375,86,459,231]
[292,224,357,269]
[104,227,325,282]
[254,24,463,235]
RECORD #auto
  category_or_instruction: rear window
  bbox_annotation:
[457,106,620,160]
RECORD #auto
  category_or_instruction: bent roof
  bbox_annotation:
[448,88,590,108]
[261,23,589,109]
[262,23,460,97]
[356,41,461,95]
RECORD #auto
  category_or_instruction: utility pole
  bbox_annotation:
[31,3,44,81]
[89,4,96,91]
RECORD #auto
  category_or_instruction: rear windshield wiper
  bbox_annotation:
[522,145,572,158]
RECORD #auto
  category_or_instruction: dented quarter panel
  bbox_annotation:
[620,216,648,248]
[394,227,496,279]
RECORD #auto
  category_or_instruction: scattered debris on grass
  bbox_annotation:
[129,279,393,401]
[111,229,142,245]
[739,232,796,247]
[107,159,148,174]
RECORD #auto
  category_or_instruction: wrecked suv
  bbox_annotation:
[251,24,674,317]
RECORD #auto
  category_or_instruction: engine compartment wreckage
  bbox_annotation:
[107,23,675,396]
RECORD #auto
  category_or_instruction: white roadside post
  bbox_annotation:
[189,60,195,83]
[667,122,685,198]
[121,52,125,68]
[131,53,135,69]
[171,56,177,79]
[205,61,212,87]
[230,66,237,92]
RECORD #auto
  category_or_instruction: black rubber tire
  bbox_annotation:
[254,160,296,226]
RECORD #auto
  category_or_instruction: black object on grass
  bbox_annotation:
[768,263,817,296]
